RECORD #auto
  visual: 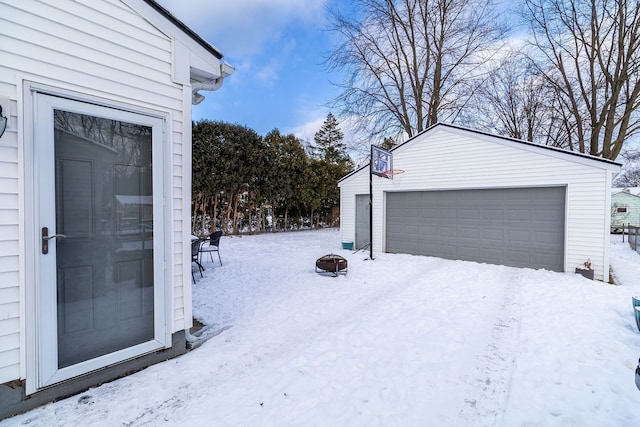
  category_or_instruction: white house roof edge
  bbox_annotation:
[140,0,224,60]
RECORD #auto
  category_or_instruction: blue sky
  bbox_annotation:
[155,0,345,142]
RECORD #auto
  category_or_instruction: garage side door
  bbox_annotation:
[355,194,371,250]
[386,187,565,271]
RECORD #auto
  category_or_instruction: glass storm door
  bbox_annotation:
[35,94,167,388]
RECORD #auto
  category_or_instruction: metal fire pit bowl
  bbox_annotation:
[315,254,348,277]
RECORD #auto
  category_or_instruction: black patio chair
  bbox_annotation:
[199,230,223,265]
[191,238,204,283]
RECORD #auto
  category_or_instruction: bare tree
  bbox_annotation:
[613,149,640,186]
[523,0,640,160]
[326,0,507,140]
[471,50,558,142]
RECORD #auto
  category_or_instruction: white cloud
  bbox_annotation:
[253,38,297,86]
[255,62,279,86]
[155,0,326,58]
[289,114,326,142]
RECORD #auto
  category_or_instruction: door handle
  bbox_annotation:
[42,227,66,254]
[42,234,67,241]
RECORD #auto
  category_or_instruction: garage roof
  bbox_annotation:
[340,123,622,183]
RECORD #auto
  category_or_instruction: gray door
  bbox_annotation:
[35,93,166,388]
[355,194,370,250]
[386,187,565,271]
[54,115,154,368]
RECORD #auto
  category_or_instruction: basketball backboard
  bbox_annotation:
[371,145,392,177]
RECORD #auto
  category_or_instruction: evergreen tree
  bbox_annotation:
[192,120,269,235]
[309,113,355,226]
[264,129,308,230]
[313,113,350,167]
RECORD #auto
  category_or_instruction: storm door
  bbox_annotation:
[35,94,167,388]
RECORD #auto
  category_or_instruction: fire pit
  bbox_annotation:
[315,254,348,277]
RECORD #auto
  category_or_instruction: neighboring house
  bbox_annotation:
[612,187,640,196]
[611,190,640,227]
[0,0,232,419]
[339,123,621,282]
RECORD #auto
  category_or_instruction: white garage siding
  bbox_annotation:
[339,124,619,281]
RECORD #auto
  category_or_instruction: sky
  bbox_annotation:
[155,0,346,143]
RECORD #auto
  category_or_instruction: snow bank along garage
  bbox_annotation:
[0,0,232,418]
[339,124,620,282]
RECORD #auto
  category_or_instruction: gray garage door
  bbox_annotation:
[386,187,565,271]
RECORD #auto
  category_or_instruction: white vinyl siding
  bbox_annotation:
[340,126,618,281]
[0,98,19,383]
[0,0,201,383]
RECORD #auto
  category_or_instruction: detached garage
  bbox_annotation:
[339,124,621,281]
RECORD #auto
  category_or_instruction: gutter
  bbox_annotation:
[192,62,235,104]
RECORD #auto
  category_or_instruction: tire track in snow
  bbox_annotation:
[457,269,523,426]
[117,255,453,426]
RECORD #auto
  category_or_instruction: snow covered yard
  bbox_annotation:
[4,229,640,426]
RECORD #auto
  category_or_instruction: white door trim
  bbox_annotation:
[24,87,170,393]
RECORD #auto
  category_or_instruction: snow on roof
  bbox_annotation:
[613,187,640,196]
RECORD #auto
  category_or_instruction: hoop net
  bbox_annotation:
[381,169,405,180]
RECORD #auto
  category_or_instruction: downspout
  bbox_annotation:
[186,61,234,349]
[191,62,235,105]
[185,325,232,350]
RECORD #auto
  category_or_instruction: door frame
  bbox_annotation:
[22,83,172,394]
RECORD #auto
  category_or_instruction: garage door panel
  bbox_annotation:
[419,225,439,236]
[483,228,503,241]
[534,230,559,244]
[420,208,438,219]
[507,250,532,264]
[461,208,480,219]
[404,208,420,218]
[386,187,565,271]
[418,242,439,253]
[509,192,532,202]
[438,226,458,238]
[481,248,505,264]
[535,208,564,222]
[459,247,480,258]
[438,244,459,257]
[508,230,530,243]
[536,251,559,266]
[508,209,531,221]
[404,224,420,234]
[483,209,504,220]
[459,227,482,239]
[440,208,458,218]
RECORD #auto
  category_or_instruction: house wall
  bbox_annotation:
[611,192,640,227]
[340,126,617,281]
[0,0,195,386]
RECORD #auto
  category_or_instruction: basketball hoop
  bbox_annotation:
[381,169,405,179]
